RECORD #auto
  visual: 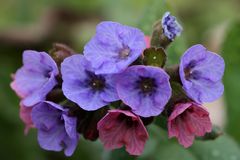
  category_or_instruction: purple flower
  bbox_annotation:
[31,101,79,156]
[61,54,119,111]
[11,50,59,106]
[162,12,182,40]
[116,65,171,117]
[179,44,225,103]
[83,21,146,74]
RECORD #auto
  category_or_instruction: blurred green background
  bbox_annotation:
[1,0,240,159]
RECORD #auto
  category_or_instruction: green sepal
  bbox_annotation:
[143,47,167,68]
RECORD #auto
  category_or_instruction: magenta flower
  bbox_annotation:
[61,54,119,111]
[97,109,149,156]
[19,102,34,135]
[84,21,146,74]
[11,50,59,106]
[179,44,225,103]
[162,12,182,40]
[31,101,79,156]
[116,65,171,117]
[168,102,212,148]
[144,36,151,48]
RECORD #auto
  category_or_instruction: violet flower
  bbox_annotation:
[61,54,119,111]
[31,101,79,156]
[168,102,212,148]
[97,109,149,156]
[11,50,59,106]
[116,65,171,117]
[162,12,182,40]
[179,44,225,103]
[84,21,146,74]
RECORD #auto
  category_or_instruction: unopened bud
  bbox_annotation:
[50,43,75,66]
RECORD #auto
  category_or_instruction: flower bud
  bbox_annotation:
[151,12,182,48]
[50,43,75,67]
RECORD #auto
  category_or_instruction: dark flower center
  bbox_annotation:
[117,113,137,128]
[137,77,157,95]
[90,78,105,90]
[119,47,131,59]
[85,71,105,91]
[184,60,201,80]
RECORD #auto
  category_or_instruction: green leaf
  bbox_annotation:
[221,21,240,143]
[190,135,240,160]
[104,148,136,160]
[137,0,168,34]
[166,35,188,65]
[143,47,167,67]
[139,125,197,160]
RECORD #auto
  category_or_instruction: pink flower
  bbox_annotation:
[19,102,34,135]
[144,36,151,48]
[168,102,212,148]
[97,109,149,156]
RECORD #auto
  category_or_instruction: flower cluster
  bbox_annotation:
[11,12,225,156]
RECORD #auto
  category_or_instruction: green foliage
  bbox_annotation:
[142,125,240,160]
[139,125,197,160]
[190,134,240,160]
[166,35,188,65]
[104,148,136,160]
[137,0,168,34]
[222,21,240,143]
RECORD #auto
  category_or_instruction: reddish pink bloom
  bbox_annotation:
[19,102,34,135]
[144,36,151,48]
[168,102,212,148]
[97,109,149,156]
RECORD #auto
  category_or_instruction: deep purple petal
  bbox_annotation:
[61,54,119,111]
[62,114,78,139]
[116,65,171,117]
[32,102,62,130]
[37,125,66,152]
[84,21,146,74]
[100,74,119,102]
[22,73,58,106]
[62,135,79,156]
[179,44,225,103]
[11,50,58,106]
[32,101,79,156]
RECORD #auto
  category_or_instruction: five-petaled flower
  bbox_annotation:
[61,54,119,111]
[162,12,183,40]
[179,44,225,103]
[168,102,212,148]
[97,109,149,156]
[31,101,79,156]
[84,21,146,74]
[11,50,59,107]
[9,14,226,157]
[116,65,171,117]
